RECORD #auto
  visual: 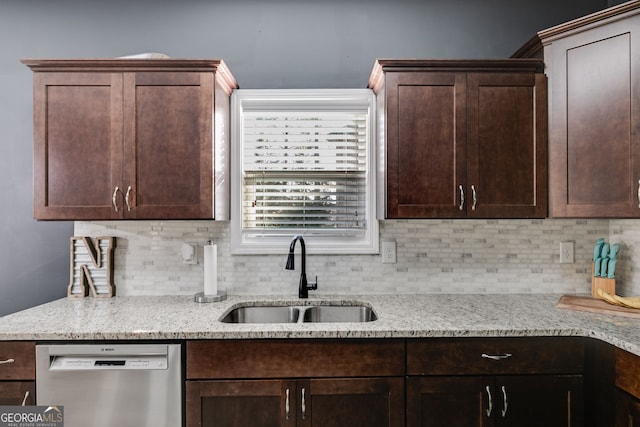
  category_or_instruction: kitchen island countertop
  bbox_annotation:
[1,293,639,356]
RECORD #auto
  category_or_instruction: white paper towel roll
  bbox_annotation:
[203,242,217,296]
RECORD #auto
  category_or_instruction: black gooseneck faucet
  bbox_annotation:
[285,235,317,298]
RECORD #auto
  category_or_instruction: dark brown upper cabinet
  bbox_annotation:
[514,1,640,218]
[369,59,547,219]
[22,59,237,220]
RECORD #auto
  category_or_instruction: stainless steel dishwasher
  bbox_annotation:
[36,343,182,427]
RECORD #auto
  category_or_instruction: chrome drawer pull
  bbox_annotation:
[471,184,477,210]
[0,358,15,365]
[501,385,508,417]
[301,387,306,419]
[285,388,290,420]
[459,185,465,210]
[485,385,492,417]
[21,391,29,406]
[637,179,640,209]
[125,186,132,212]
[481,353,512,360]
[112,186,120,212]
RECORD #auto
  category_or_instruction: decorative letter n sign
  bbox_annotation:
[68,236,116,299]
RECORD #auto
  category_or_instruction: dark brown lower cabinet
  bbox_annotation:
[186,377,404,427]
[306,377,404,427]
[616,389,640,427]
[0,341,36,406]
[407,375,583,427]
[497,375,583,427]
[616,347,640,427]
[186,339,405,427]
[0,381,35,406]
[407,376,490,427]
[186,380,289,427]
[406,337,585,427]
[186,338,592,427]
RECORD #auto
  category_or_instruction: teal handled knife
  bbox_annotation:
[594,257,603,276]
[607,259,617,279]
[600,242,610,259]
[607,243,621,278]
[599,242,610,277]
[600,258,609,277]
[593,238,607,276]
[593,238,605,262]
[609,243,620,260]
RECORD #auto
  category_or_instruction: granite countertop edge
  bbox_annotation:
[0,293,638,356]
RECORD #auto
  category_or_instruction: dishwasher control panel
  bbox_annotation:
[50,355,167,370]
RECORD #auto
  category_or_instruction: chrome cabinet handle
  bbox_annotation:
[637,179,640,208]
[285,388,290,420]
[501,385,508,417]
[112,186,120,212]
[471,185,477,211]
[481,353,513,360]
[0,358,15,365]
[21,391,29,406]
[301,387,306,420]
[485,385,493,417]
[459,185,465,210]
[125,186,132,212]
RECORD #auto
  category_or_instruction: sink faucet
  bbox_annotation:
[285,235,317,298]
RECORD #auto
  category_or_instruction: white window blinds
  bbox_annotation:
[231,89,378,255]
[242,111,368,231]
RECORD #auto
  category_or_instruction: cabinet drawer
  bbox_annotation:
[407,337,584,375]
[0,381,35,406]
[616,348,640,399]
[0,342,35,380]
[187,339,405,379]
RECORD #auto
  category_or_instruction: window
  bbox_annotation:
[231,89,378,254]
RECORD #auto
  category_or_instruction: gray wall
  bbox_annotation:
[0,0,607,315]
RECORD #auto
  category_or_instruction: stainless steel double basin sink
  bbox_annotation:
[221,303,377,324]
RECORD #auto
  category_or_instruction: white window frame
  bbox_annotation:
[230,89,378,255]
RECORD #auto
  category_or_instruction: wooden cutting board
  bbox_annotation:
[556,295,640,319]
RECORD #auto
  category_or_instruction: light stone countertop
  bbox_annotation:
[1,294,639,356]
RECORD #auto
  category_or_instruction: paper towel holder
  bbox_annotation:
[194,240,227,303]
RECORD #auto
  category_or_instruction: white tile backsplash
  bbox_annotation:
[74,218,640,297]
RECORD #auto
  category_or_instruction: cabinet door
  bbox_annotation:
[616,389,640,427]
[33,72,123,220]
[407,375,583,427]
[0,381,35,406]
[546,16,640,217]
[123,72,213,219]
[186,378,403,427]
[186,379,295,427]
[303,377,404,427]
[466,73,547,218]
[496,375,583,427]
[0,342,35,381]
[407,376,494,427]
[385,72,467,218]
[616,348,640,427]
